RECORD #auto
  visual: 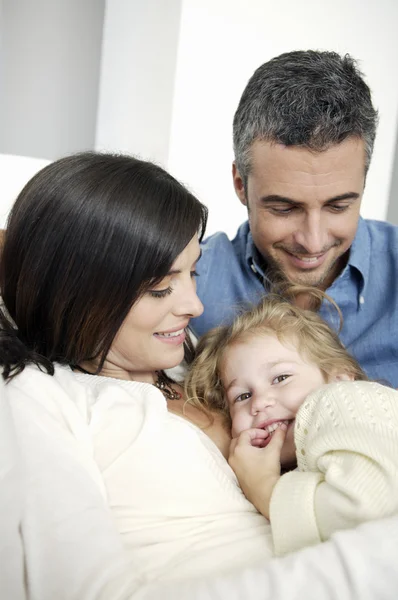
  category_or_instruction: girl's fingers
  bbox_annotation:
[251,437,268,447]
[230,424,288,452]
[266,424,287,451]
[230,428,268,452]
[235,428,270,448]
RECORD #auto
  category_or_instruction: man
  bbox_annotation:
[191,50,398,386]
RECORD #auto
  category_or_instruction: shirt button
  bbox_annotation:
[359,296,365,305]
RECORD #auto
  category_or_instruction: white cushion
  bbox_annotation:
[0,154,51,228]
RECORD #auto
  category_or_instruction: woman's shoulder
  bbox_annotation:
[7,364,166,427]
[5,364,95,431]
[8,363,165,400]
[7,363,83,402]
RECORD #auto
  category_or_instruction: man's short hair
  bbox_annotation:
[233,50,378,186]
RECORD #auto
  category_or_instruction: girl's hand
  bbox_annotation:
[228,424,287,519]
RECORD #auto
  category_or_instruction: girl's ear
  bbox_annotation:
[329,371,355,383]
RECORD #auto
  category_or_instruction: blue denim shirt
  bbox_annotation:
[191,217,398,387]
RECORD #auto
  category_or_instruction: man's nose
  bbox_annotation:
[294,211,328,254]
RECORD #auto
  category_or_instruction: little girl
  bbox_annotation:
[185,286,398,556]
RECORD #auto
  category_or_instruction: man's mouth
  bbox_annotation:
[275,241,342,271]
[284,250,327,269]
[295,256,321,263]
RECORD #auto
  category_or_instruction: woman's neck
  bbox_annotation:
[78,360,157,384]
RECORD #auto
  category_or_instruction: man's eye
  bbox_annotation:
[328,204,349,212]
[272,374,290,384]
[235,392,251,403]
[270,206,295,215]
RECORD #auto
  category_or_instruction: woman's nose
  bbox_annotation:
[176,280,204,318]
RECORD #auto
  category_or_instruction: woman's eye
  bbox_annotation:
[149,287,173,299]
[190,270,199,278]
[235,392,251,403]
[273,374,290,384]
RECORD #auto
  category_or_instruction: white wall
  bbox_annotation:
[96,0,182,165]
[0,155,50,227]
[97,0,398,238]
[166,0,398,237]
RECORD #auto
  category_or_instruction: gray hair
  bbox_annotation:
[233,50,379,187]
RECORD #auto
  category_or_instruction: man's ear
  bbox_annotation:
[329,371,355,383]
[232,162,247,207]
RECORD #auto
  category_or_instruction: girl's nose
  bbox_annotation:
[250,392,276,415]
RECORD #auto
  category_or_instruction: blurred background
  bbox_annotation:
[1,0,398,235]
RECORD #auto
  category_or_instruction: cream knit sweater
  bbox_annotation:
[270,381,398,556]
[7,364,272,589]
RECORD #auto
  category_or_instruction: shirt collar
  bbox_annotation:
[342,216,370,307]
[245,228,273,288]
[245,228,258,268]
[346,216,370,282]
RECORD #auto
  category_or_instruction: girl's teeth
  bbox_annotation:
[265,420,289,433]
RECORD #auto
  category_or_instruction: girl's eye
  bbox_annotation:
[191,270,199,278]
[235,392,251,403]
[273,374,290,384]
[149,287,173,299]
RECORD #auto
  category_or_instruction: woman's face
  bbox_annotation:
[103,235,203,381]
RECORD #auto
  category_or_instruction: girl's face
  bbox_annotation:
[221,333,349,467]
[102,235,203,382]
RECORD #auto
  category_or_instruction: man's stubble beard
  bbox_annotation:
[261,248,346,291]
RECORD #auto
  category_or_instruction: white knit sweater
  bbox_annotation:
[270,380,398,556]
[8,364,272,590]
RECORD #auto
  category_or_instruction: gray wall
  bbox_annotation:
[0,0,105,160]
[387,124,398,225]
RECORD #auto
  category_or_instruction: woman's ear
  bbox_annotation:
[329,371,355,383]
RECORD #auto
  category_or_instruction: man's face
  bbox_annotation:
[233,138,366,288]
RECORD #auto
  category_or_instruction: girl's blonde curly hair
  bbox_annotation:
[184,284,367,421]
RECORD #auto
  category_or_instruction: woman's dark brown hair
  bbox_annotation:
[0,152,207,380]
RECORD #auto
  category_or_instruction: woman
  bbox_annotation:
[1,153,398,600]
[0,152,273,598]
